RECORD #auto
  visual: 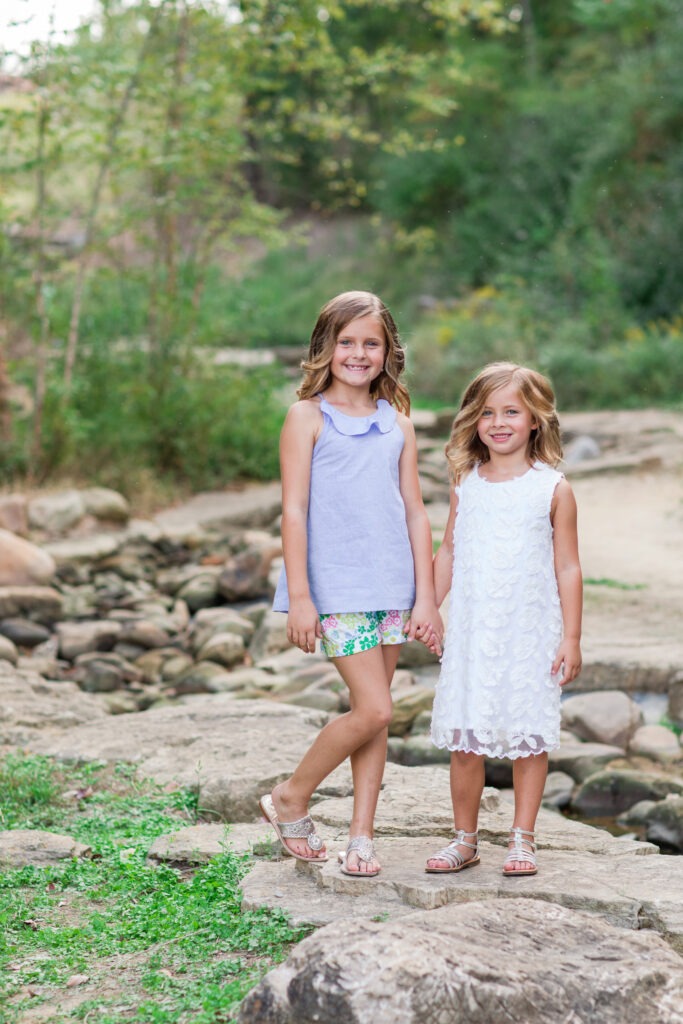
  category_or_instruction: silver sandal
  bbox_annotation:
[425,829,480,874]
[259,794,328,863]
[503,827,537,876]
[338,835,380,877]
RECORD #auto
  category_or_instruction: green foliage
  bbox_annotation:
[0,754,309,1022]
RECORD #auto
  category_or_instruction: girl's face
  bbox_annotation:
[329,314,386,388]
[476,383,537,458]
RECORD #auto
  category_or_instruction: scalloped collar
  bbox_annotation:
[319,395,396,435]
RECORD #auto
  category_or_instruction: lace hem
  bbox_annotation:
[431,727,560,760]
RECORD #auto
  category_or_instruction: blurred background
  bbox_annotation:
[1,0,682,498]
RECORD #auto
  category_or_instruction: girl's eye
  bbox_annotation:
[481,410,492,417]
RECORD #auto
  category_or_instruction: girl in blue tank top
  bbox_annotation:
[260,291,443,877]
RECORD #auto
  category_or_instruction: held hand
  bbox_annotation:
[287,598,321,654]
[552,638,582,685]
[404,603,444,657]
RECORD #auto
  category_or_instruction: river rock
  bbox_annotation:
[0,635,18,664]
[548,739,625,782]
[0,830,91,868]
[571,768,683,818]
[668,673,683,727]
[561,690,643,748]
[28,490,85,534]
[0,494,28,535]
[189,607,255,652]
[389,687,435,737]
[0,586,63,623]
[237,898,683,1024]
[0,530,56,586]
[44,534,123,565]
[399,733,451,766]
[176,571,220,611]
[0,617,51,647]
[542,770,575,809]
[173,661,237,694]
[79,487,130,522]
[629,724,681,762]
[644,795,683,852]
[72,651,142,692]
[196,631,246,668]
[217,547,274,601]
[56,620,122,660]
[117,620,171,649]
[249,608,290,661]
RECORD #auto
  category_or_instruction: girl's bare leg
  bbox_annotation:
[343,644,401,874]
[506,751,548,871]
[426,750,485,869]
[271,644,394,859]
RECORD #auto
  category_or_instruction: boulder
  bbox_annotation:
[0,529,56,586]
[542,770,575,809]
[237,898,683,1024]
[571,768,683,818]
[548,739,625,782]
[389,687,435,737]
[628,724,681,762]
[79,487,130,523]
[644,795,683,852]
[28,490,85,534]
[0,494,28,536]
[561,691,643,749]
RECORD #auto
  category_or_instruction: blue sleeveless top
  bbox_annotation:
[273,396,416,614]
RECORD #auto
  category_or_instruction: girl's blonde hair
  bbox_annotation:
[445,362,562,482]
[297,290,410,414]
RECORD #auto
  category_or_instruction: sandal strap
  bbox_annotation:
[504,827,537,866]
[345,835,375,864]
[430,829,478,868]
[278,814,324,851]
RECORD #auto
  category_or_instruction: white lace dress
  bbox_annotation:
[430,461,564,759]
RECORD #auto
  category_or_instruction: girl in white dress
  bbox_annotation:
[427,362,582,876]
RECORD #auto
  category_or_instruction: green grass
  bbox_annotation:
[584,577,647,591]
[0,755,308,1023]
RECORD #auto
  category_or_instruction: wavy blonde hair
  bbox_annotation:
[445,362,562,482]
[297,290,410,414]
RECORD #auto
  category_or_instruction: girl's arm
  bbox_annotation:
[279,401,322,653]
[551,478,583,684]
[397,416,444,649]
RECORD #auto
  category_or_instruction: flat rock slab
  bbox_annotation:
[147,822,282,864]
[27,695,336,822]
[0,829,91,868]
[238,897,683,1024]
[313,763,657,857]
[240,833,683,952]
[0,663,106,749]
[154,482,282,532]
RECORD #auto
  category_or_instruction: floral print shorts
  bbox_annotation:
[318,609,412,659]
